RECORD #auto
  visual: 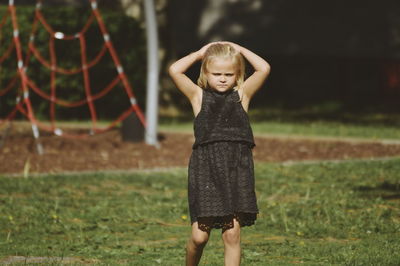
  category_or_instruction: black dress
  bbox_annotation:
[188,88,259,232]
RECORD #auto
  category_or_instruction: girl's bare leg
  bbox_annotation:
[186,222,211,266]
[222,218,241,266]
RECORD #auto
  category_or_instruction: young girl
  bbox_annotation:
[169,42,270,266]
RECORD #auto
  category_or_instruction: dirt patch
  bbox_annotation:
[1,125,400,175]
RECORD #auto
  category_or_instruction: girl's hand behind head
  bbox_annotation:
[198,42,221,59]
[220,41,242,53]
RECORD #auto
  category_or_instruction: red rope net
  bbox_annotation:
[0,0,146,139]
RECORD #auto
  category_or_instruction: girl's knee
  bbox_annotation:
[191,232,209,248]
[222,227,240,246]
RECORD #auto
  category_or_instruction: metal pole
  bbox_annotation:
[144,0,159,146]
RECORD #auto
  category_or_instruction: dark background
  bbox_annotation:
[164,0,400,121]
[1,0,400,124]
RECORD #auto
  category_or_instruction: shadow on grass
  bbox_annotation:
[354,181,400,200]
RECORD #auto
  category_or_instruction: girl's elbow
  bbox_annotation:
[260,63,271,78]
[262,62,271,75]
[257,63,271,78]
[168,64,178,77]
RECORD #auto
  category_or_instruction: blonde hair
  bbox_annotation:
[197,43,245,90]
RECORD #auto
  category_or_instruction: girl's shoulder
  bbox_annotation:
[237,87,243,98]
[236,87,250,113]
[191,88,203,118]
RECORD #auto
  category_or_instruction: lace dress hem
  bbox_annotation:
[192,212,258,232]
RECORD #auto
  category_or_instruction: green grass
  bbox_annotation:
[158,105,400,140]
[1,159,400,265]
[250,120,400,140]
[159,120,400,140]
[11,108,400,140]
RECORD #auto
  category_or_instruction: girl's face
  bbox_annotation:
[205,58,237,92]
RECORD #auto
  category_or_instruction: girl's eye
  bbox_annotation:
[226,74,234,77]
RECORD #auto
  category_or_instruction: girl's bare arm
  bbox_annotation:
[168,43,213,102]
[225,42,271,100]
[168,52,201,101]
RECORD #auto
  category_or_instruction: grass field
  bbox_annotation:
[159,120,400,141]
[1,158,400,265]
[158,106,400,141]
[10,108,400,141]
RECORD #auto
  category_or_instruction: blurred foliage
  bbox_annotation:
[0,5,146,120]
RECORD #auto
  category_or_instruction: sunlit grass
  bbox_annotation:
[1,159,400,265]
[250,120,400,140]
[158,104,400,140]
[6,109,400,140]
[159,120,400,140]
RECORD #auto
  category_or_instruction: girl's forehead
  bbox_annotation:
[207,57,236,71]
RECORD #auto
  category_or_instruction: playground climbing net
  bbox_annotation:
[0,0,146,153]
